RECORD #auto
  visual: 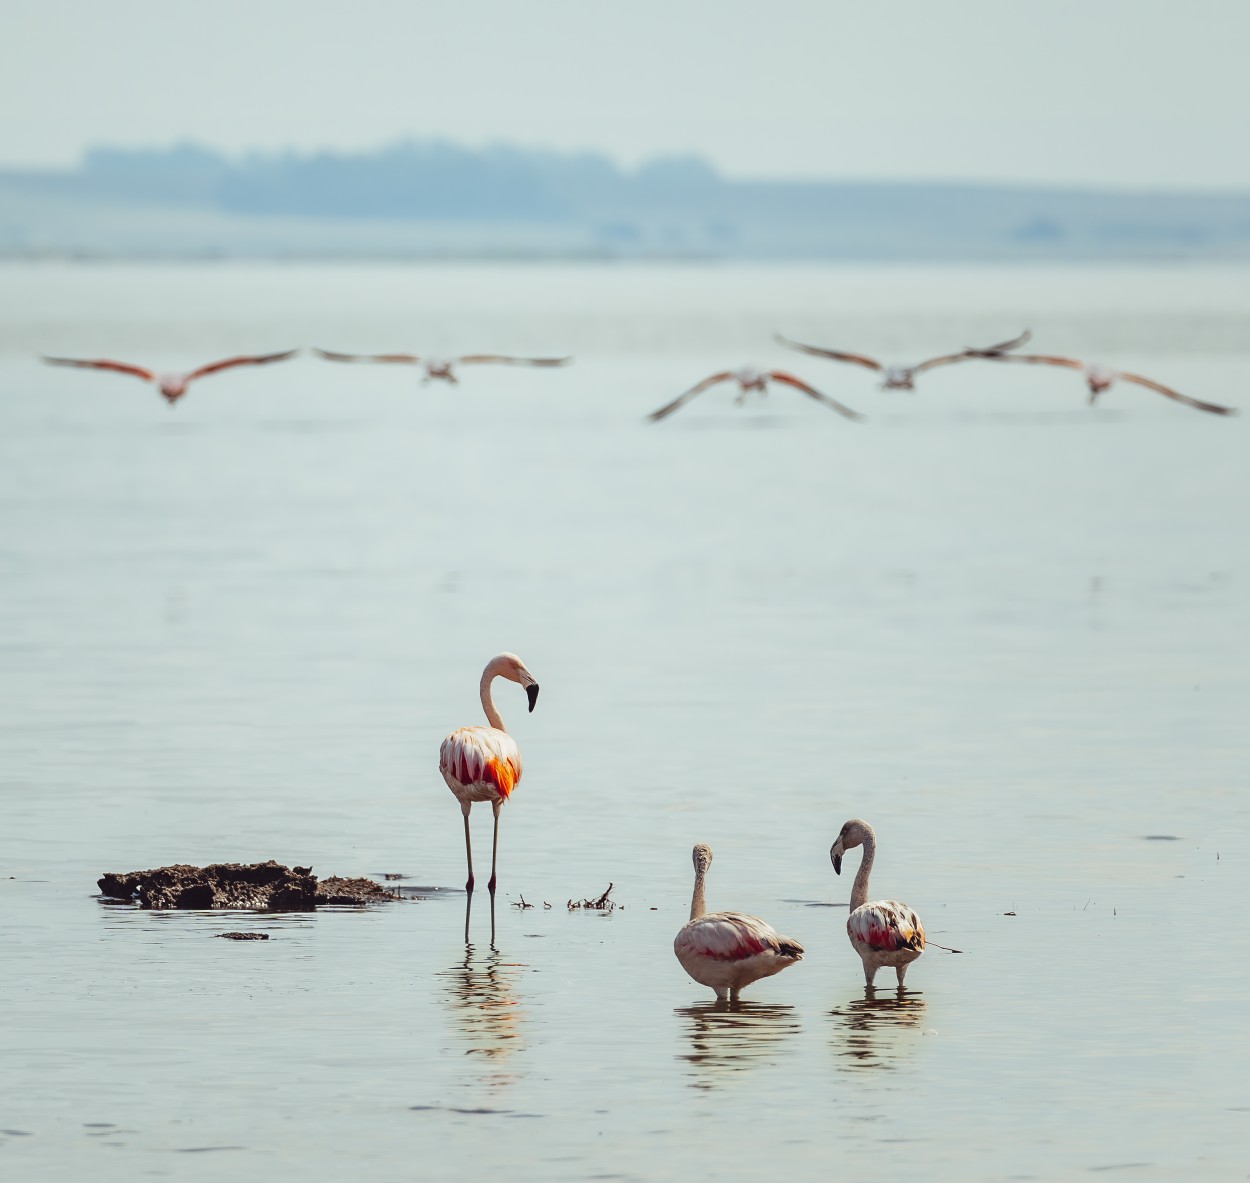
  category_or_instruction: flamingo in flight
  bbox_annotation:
[314,349,571,385]
[647,367,864,422]
[41,350,299,404]
[439,653,540,905]
[830,819,925,988]
[774,329,1032,391]
[975,352,1236,416]
[673,844,804,1003]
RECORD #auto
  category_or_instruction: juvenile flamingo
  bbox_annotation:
[830,819,925,987]
[647,367,863,422]
[976,352,1236,416]
[41,350,298,404]
[775,329,1031,391]
[314,349,571,385]
[673,844,804,1002]
[439,654,539,901]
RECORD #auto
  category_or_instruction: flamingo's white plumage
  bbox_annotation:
[775,330,1031,391]
[439,653,539,897]
[977,351,1236,415]
[673,844,804,1002]
[41,350,298,404]
[647,367,863,422]
[314,349,571,385]
[830,819,924,987]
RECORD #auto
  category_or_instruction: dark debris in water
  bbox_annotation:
[568,883,619,912]
[1142,835,1180,841]
[97,861,400,911]
[216,932,270,941]
[409,1105,541,1118]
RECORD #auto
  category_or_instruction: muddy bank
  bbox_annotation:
[97,861,399,910]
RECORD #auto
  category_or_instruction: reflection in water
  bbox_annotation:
[829,987,927,1071]
[437,941,527,1086]
[675,1002,801,1090]
[463,891,497,946]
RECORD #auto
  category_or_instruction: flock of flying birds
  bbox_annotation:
[41,329,1237,418]
[445,653,925,1000]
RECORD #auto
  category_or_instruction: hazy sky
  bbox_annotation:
[3,0,1248,188]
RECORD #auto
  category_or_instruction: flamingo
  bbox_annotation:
[975,352,1236,416]
[830,819,925,988]
[41,350,299,404]
[314,349,571,385]
[439,654,539,904]
[774,329,1031,391]
[673,844,804,1002]
[647,368,863,422]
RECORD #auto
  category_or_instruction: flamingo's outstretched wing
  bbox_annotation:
[978,352,1086,371]
[457,354,572,367]
[187,349,300,381]
[41,356,154,382]
[314,348,421,364]
[768,371,865,421]
[911,328,1033,374]
[647,371,734,422]
[1117,370,1236,416]
[774,334,882,372]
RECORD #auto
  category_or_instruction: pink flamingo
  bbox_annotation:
[977,352,1236,415]
[439,654,540,900]
[41,350,298,404]
[314,349,571,385]
[830,819,925,988]
[775,330,1031,391]
[673,844,804,1002]
[647,367,864,422]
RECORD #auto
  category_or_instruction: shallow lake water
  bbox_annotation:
[1,261,1248,1181]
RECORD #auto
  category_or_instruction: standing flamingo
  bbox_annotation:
[775,330,1031,391]
[439,654,540,905]
[975,351,1236,415]
[41,350,299,404]
[647,367,863,422]
[314,349,571,385]
[830,819,925,987]
[673,844,804,1002]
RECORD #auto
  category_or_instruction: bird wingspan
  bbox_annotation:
[1117,370,1236,416]
[676,912,797,962]
[41,356,154,382]
[457,354,572,366]
[187,350,299,380]
[977,353,1085,371]
[646,371,734,421]
[911,328,1033,373]
[774,334,882,372]
[440,727,522,798]
[314,349,421,364]
[767,370,865,421]
[848,901,925,953]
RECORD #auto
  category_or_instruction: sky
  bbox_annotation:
[3,0,1248,189]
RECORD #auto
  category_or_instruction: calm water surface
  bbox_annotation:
[1,263,1248,1181]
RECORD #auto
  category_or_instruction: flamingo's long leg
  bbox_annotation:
[462,805,475,893]
[488,803,501,895]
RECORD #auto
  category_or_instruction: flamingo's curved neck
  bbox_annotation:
[479,669,505,732]
[690,863,708,921]
[850,832,876,912]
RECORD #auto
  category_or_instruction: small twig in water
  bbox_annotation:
[928,940,965,954]
[567,883,617,912]
[512,894,534,910]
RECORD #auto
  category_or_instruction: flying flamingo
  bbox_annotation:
[975,352,1236,416]
[41,350,299,404]
[439,653,540,906]
[830,819,925,988]
[314,349,571,385]
[774,329,1032,391]
[647,368,864,422]
[673,844,804,1002]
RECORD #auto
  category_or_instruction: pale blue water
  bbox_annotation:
[1,262,1248,1181]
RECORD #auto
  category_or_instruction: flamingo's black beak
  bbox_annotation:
[832,849,843,875]
[526,684,540,712]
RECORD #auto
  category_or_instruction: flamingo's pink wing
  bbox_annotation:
[647,371,734,422]
[314,349,421,365]
[676,913,785,962]
[774,335,882,372]
[439,727,522,799]
[848,901,925,952]
[912,328,1033,373]
[457,354,572,367]
[187,349,299,380]
[1117,371,1236,417]
[768,371,864,421]
[42,356,153,382]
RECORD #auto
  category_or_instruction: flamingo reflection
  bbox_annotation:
[829,987,927,1071]
[437,941,527,1083]
[675,1002,800,1090]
